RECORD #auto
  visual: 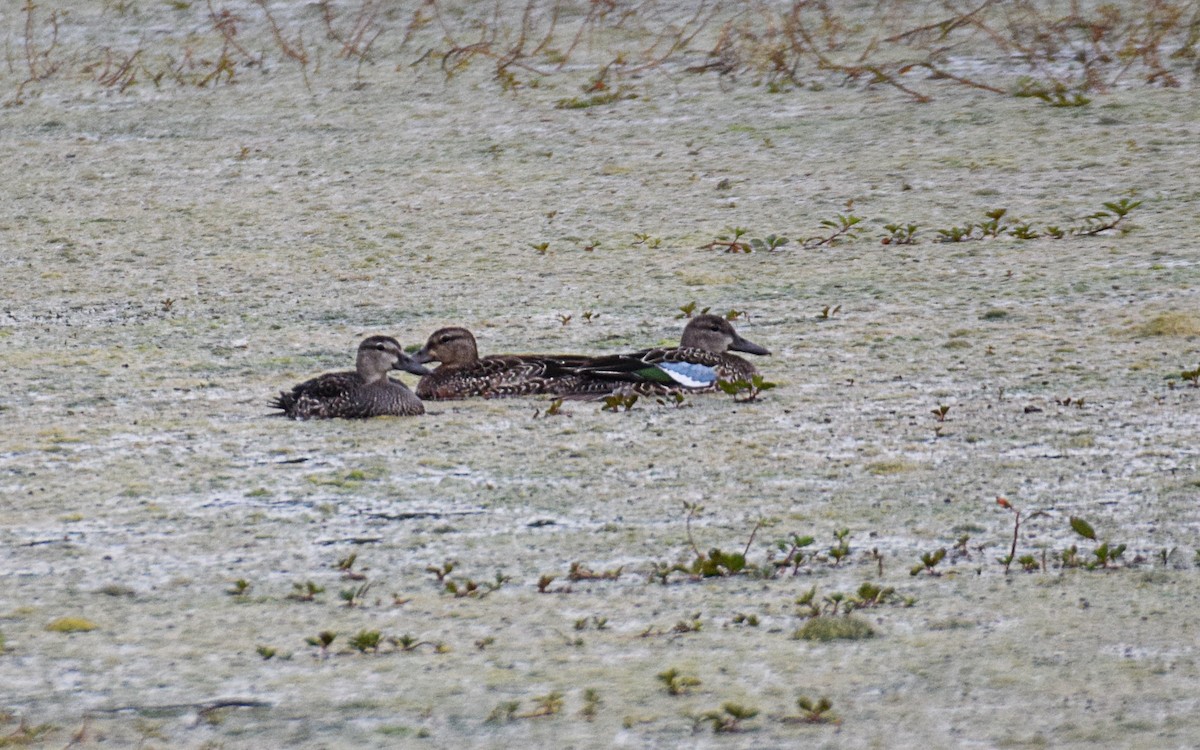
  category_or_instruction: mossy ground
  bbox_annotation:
[1,2,1199,747]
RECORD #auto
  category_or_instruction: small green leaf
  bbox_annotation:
[1069,516,1096,540]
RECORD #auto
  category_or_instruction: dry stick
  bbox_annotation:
[527,0,562,58]
[884,0,997,44]
[206,0,263,65]
[1114,6,1183,87]
[257,0,311,90]
[556,0,614,70]
[322,0,385,61]
[790,10,932,102]
[906,61,1007,94]
[556,0,643,70]
[87,47,140,91]
[741,518,766,559]
[684,504,702,558]
[21,0,62,82]
[91,699,271,715]
[960,5,1076,89]
[398,6,431,51]
[494,0,543,74]
[628,1,720,74]
[1179,6,1200,58]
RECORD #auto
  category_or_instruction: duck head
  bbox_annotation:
[412,327,480,368]
[357,335,431,382]
[680,314,771,355]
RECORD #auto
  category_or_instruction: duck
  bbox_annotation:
[561,314,771,396]
[271,335,429,419]
[412,327,593,399]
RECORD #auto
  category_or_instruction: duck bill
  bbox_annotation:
[410,347,436,366]
[730,334,771,356]
[394,352,433,376]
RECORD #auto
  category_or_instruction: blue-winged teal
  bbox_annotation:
[271,335,429,419]
[562,314,771,396]
[412,327,593,399]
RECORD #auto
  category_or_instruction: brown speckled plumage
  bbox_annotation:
[272,335,429,419]
[558,314,771,397]
[412,327,592,399]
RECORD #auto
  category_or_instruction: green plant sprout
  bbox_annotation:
[677,301,710,318]
[287,581,325,602]
[601,393,639,412]
[443,571,510,598]
[426,560,456,582]
[633,233,662,248]
[567,562,623,581]
[304,630,336,657]
[657,668,702,696]
[348,630,382,654]
[827,529,851,565]
[1072,199,1141,236]
[580,689,602,721]
[486,701,521,723]
[702,227,752,253]
[882,223,919,245]
[1014,79,1091,106]
[805,214,862,247]
[786,695,838,724]
[935,223,976,242]
[717,374,777,402]
[698,703,759,733]
[910,548,947,576]
[749,234,789,252]
[336,553,365,580]
[226,579,251,597]
[774,533,816,575]
[1010,222,1040,240]
[850,582,896,609]
[340,581,372,608]
[389,634,443,652]
[1066,517,1127,569]
[640,614,703,638]
[534,398,567,418]
[573,616,608,631]
[977,208,1009,237]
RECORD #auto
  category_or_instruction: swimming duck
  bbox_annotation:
[562,314,771,396]
[271,335,429,419]
[412,327,593,399]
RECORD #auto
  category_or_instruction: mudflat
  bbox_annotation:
[2,2,1199,747]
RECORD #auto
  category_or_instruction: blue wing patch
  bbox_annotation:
[655,361,718,388]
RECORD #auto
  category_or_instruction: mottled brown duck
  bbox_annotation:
[560,314,771,397]
[271,335,429,419]
[412,327,592,399]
